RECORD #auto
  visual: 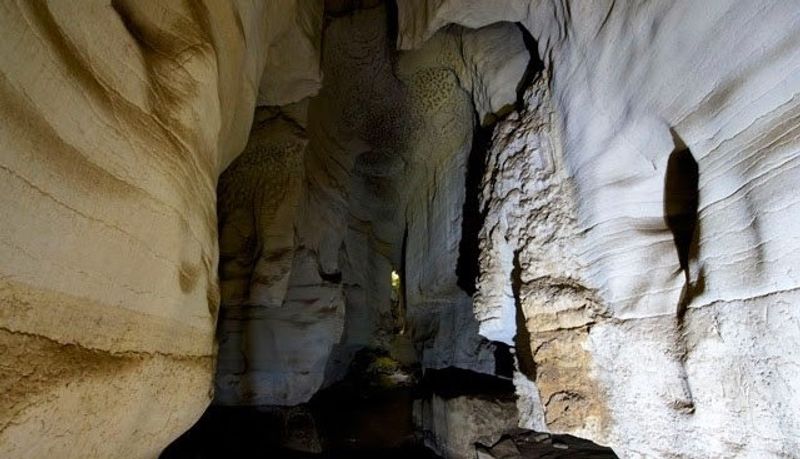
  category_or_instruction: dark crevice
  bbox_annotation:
[455,25,543,296]
[318,269,343,284]
[515,24,546,110]
[398,223,409,333]
[418,367,515,400]
[512,250,537,379]
[664,128,701,318]
[493,342,516,378]
[385,0,399,49]
[455,119,494,295]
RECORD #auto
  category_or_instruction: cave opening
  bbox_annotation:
[162,3,616,458]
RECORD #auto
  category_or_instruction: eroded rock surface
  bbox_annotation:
[0,0,322,456]
[214,4,530,406]
[415,394,518,459]
[397,1,800,456]
[4,0,800,457]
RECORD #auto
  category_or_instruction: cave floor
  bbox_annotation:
[162,352,615,458]
[159,403,440,459]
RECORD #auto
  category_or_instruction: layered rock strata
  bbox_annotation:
[3,1,800,458]
[397,1,800,456]
[0,0,321,456]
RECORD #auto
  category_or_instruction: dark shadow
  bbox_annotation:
[160,404,440,459]
[455,121,494,295]
[164,347,440,458]
[385,0,399,48]
[664,130,701,413]
[456,26,544,295]
[664,128,701,317]
[477,429,618,459]
[418,367,515,400]
[512,251,537,380]
[318,269,343,284]
[515,24,546,110]
[493,342,515,378]
[398,224,408,333]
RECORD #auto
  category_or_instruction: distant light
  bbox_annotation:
[391,270,400,289]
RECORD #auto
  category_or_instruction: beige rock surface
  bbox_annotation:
[0,0,321,456]
[256,2,323,107]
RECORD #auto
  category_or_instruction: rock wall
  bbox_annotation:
[398,0,800,457]
[0,0,321,456]
[414,393,518,459]
[5,0,800,457]
[214,5,530,405]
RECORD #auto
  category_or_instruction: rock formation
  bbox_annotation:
[2,0,800,458]
[213,5,530,406]
[397,0,800,456]
[0,0,321,456]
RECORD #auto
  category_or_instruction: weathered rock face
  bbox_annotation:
[414,394,518,459]
[477,72,607,438]
[5,0,800,457]
[0,0,321,456]
[214,111,348,405]
[398,1,800,457]
[214,4,530,405]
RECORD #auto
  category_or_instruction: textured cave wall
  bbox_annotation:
[214,6,407,406]
[5,0,799,458]
[213,4,531,406]
[398,0,800,457]
[397,22,529,376]
[0,0,321,456]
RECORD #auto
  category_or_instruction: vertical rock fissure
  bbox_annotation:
[455,117,494,295]
[511,250,537,380]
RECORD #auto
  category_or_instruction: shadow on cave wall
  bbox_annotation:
[455,25,545,296]
[664,128,702,317]
[455,121,494,295]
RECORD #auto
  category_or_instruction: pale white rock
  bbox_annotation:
[217,112,306,309]
[457,22,530,124]
[397,21,528,376]
[399,1,800,456]
[396,0,531,51]
[222,6,533,398]
[476,73,608,441]
[215,113,351,406]
[216,249,345,406]
[513,369,548,433]
[213,5,492,403]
